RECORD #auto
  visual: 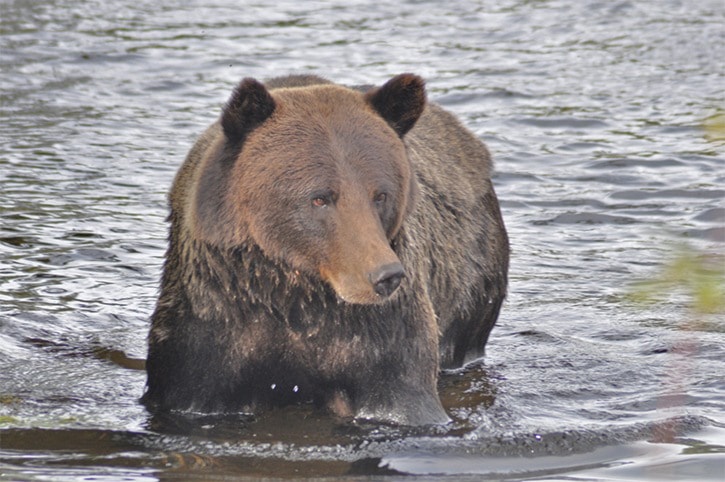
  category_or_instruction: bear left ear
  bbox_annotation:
[365,73,426,137]
[221,78,276,144]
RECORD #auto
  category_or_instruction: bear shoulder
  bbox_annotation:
[168,122,222,229]
[406,103,493,211]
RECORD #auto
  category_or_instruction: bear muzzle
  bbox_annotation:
[369,262,406,298]
[322,259,406,305]
[320,200,406,304]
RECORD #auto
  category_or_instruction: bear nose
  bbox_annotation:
[369,263,406,298]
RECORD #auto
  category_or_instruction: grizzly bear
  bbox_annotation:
[142,74,509,426]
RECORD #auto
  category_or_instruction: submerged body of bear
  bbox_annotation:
[143,74,509,425]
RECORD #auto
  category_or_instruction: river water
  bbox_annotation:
[1,0,724,480]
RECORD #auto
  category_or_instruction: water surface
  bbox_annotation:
[1,0,724,480]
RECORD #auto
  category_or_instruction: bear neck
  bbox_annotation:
[188,239,340,327]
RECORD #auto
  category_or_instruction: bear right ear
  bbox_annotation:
[365,73,426,137]
[221,78,276,144]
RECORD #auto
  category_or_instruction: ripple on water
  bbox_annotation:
[611,188,725,201]
[535,212,639,226]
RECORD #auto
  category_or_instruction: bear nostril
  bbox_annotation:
[370,263,406,297]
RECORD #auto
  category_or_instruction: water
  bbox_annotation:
[1,0,724,480]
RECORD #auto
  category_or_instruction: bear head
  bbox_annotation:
[189,74,426,304]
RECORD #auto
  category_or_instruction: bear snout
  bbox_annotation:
[369,262,406,298]
[321,254,404,305]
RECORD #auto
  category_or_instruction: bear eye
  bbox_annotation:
[311,196,328,208]
[311,190,335,208]
[374,192,387,205]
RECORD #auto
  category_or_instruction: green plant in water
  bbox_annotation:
[629,244,724,444]
[704,111,725,142]
[629,244,724,329]
[0,415,19,424]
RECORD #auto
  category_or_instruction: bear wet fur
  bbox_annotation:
[143,74,509,425]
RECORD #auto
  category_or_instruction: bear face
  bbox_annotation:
[190,76,426,304]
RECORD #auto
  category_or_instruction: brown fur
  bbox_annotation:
[143,74,509,425]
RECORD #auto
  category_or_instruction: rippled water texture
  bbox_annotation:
[1,0,724,480]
